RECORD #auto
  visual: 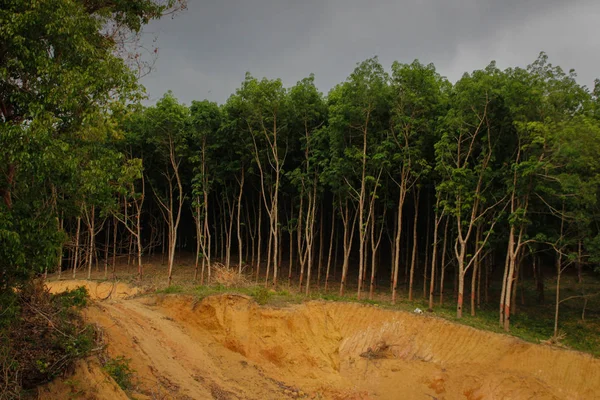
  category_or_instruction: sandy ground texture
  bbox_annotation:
[41,280,600,400]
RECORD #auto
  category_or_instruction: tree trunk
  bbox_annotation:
[470,223,483,316]
[256,198,262,281]
[112,216,118,276]
[408,188,420,301]
[369,203,385,300]
[325,210,336,292]
[339,199,357,297]
[428,211,441,311]
[288,208,294,287]
[225,196,234,268]
[236,171,245,274]
[392,186,406,304]
[423,196,431,299]
[439,217,449,306]
[317,209,324,287]
[87,206,96,280]
[104,219,110,279]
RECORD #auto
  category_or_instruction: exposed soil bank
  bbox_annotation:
[43,281,600,399]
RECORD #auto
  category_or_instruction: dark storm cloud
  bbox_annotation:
[140,0,600,105]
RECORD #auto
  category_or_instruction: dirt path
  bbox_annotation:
[43,281,600,400]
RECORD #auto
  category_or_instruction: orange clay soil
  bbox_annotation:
[42,280,600,400]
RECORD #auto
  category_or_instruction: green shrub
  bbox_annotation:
[103,356,135,390]
[0,281,96,395]
[251,286,272,305]
[157,285,184,294]
[54,286,89,309]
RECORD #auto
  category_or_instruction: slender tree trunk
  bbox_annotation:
[369,203,385,300]
[127,232,133,267]
[439,217,449,306]
[470,223,483,316]
[225,196,234,268]
[390,210,397,291]
[57,215,64,279]
[248,202,256,272]
[554,254,563,337]
[423,197,431,299]
[219,199,225,262]
[161,221,166,265]
[256,200,262,281]
[87,206,95,280]
[288,206,294,286]
[104,219,110,279]
[325,210,335,292]
[499,249,511,327]
[112,215,118,276]
[339,199,357,297]
[317,209,324,287]
[408,188,420,301]
[392,186,406,304]
[333,224,339,282]
[428,211,441,311]
[297,196,306,290]
[194,202,202,282]
[236,171,245,273]
[356,139,367,300]
[511,256,520,316]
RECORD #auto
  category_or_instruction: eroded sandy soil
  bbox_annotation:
[42,280,600,399]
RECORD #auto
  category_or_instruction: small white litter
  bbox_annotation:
[413,308,424,314]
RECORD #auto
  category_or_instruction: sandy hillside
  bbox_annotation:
[42,280,600,400]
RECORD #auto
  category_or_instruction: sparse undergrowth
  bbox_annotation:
[0,281,96,399]
[101,356,135,391]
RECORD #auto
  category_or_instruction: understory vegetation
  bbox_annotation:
[0,284,94,398]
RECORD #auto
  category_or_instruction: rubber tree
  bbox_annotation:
[436,63,507,318]
[0,0,184,292]
[326,58,390,298]
[227,74,289,286]
[287,75,327,294]
[387,60,447,303]
[188,100,221,283]
[141,93,189,286]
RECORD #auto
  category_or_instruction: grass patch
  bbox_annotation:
[102,356,135,390]
[157,285,184,294]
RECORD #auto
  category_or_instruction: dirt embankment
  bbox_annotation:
[42,281,600,399]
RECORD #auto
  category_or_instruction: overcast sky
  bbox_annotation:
[139,0,600,105]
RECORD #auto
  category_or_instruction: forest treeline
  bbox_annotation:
[2,3,600,339]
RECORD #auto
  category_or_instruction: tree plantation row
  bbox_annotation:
[42,54,600,334]
[3,18,600,334]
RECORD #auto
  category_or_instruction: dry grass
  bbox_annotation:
[542,331,568,348]
[211,263,251,288]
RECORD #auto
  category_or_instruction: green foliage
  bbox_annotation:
[54,286,90,309]
[0,282,95,394]
[250,287,273,305]
[103,356,135,390]
[0,0,183,291]
[157,285,184,294]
